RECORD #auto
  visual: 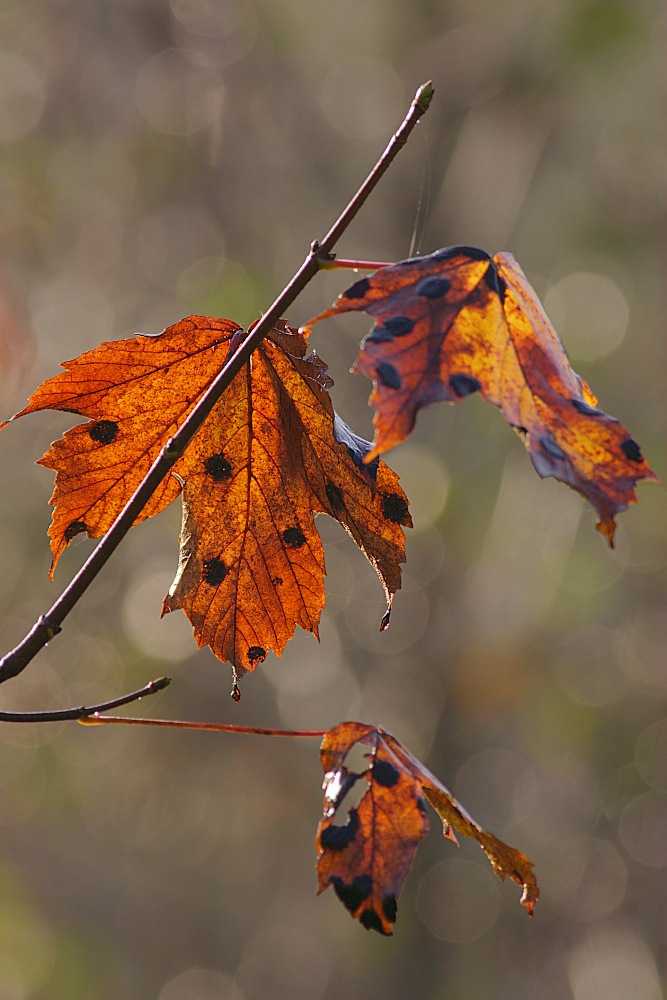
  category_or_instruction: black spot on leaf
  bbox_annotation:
[384,315,415,337]
[540,433,566,461]
[449,373,481,398]
[376,362,402,390]
[64,520,87,541]
[372,760,400,788]
[272,576,283,587]
[325,481,345,514]
[202,558,228,586]
[360,909,385,934]
[621,437,643,463]
[332,874,373,914]
[88,420,118,445]
[572,398,603,417]
[366,317,413,344]
[320,808,360,851]
[247,646,266,666]
[382,895,398,924]
[381,493,409,525]
[417,276,451,299]
[204,453,232,481]
[343,277,371,300]
[282,526,306,549]
[366,326,394,345]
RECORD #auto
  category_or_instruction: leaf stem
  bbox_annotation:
[0,676,170,723]
[0,81,433,688]
[79,714,327,738]
[318,258,393,271]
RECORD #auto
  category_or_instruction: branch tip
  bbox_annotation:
[414,81,434,111]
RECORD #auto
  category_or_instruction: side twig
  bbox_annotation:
[0,81,433,687]
[0,676,170,723]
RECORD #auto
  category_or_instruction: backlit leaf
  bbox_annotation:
[307,247,657,545]
[3,318,410,684]
[316,722,539,935]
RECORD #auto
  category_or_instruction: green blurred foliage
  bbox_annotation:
[0,1,664,998]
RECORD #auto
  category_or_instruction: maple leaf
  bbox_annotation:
[307,247,657,545]
[316,722,539,935]
[3,317,410,682]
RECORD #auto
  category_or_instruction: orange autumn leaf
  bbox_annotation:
[3,317,410,683]
[307,247,657,545]
[316,722,539,936]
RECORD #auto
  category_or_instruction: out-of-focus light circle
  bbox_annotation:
[553,837,628,923]
[554,625,628,707]
[135,205,225,287]
[276,661,362,733]
[542,506,629,594]
[619,792,667,868]
[159,966,238,1000]
[544,271,628,363]
[0,52,44,141]
[568,923,662,1000]
[634,718,667,791]
[616,611,667,697]
[170,0,258,63]
[346,570,429,654]
[176,256,257,325]
[30,279,116,364]
[416,859,500,942]
[238,925,332,1000]
[320,57,403,139]
[0,884,56,996]
[382,444,449,533]
[123,564,196,661]
[136,48,224,135]
[455,748,537,830]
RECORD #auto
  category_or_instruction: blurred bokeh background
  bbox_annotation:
[0,1,665,998]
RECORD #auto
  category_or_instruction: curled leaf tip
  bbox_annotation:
[596,517,616,548]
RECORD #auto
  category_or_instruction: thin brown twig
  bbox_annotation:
[0,676,170,723]
[0,81,433,689]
